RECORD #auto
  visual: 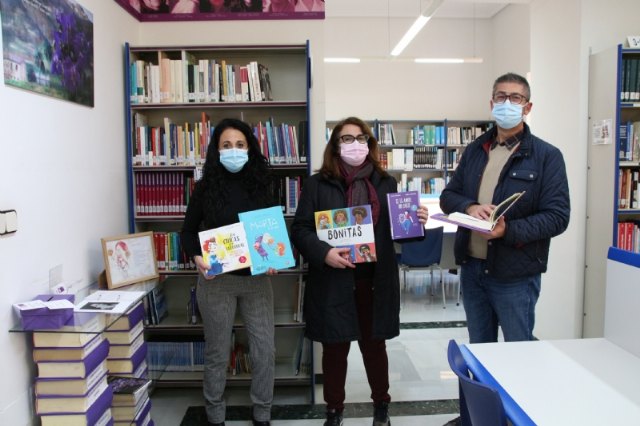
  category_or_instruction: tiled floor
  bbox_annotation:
[151,270,467,425]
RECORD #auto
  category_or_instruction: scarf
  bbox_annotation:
[339,160,380,225]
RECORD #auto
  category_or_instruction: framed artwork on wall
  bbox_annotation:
[0,0,94,107]
[114,0,325,22]
[102,231,159,289]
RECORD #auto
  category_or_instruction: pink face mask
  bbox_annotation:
[340,142,369,166]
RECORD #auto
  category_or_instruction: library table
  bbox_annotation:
[460,338,640,425]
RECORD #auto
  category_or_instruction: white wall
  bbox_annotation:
[0,1,139,423]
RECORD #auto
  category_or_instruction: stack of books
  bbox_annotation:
[108,375,154,426]
[104,301,149,379]
[33,332,113,426]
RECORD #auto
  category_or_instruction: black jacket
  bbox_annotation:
[291,170,401,343]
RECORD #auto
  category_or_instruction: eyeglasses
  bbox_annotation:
[339,134,370,144]
[492,92,529,105]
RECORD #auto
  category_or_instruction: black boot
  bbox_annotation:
[324,409,344,426]
[373,401,390,426]
[252,419,270,426]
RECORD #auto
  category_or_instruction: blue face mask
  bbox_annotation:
[219,148,249,173]
[492,101,524,129]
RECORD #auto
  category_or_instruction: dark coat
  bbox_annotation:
[440,123,570,280]
[290,170,400,343]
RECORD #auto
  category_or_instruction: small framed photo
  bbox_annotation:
[101,231,158,289]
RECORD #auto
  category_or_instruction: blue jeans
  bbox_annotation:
[460,258,541,343]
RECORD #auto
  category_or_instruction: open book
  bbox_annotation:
[431,191,525,233]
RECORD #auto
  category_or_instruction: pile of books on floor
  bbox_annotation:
[33,331,114,426]
[108,375,153,426]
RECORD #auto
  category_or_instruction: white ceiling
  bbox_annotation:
[325,0,530,19]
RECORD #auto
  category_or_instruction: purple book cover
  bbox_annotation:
[387,191,425,240]
[37,338,110,378]
[38,382,113,418]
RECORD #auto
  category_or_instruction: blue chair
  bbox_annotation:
[398,226,446,308]
[447,339,507,426]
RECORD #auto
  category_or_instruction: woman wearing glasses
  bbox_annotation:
[291,117,428,426]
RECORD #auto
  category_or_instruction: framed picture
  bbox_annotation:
[101,231,159,289]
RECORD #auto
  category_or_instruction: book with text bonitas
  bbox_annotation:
[314,204,377,263]
[431,191,525,233]
[199,222,252,275]
[387,191,425,240]
[238,206,296,275]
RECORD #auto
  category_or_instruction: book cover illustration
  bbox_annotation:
[387,191,425,240]
[238,206,296,275]
[432,191,526,233]
[198,222,251,276]
[314,205,377,263]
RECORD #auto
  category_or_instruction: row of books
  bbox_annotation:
[255,119,307,165]
[620,56,640,102]
[134,172,195,217]
[396,174,446,195]
[130,56,273,105]
[132,114,307,167]
[147,341,205,372]
[32,302,151,425]
[618,168,640,210]
[142,286,169,326]
[617,221,640,252]
[447,125,489,146]
[379,146,445,171]
[619,121,640,162]
[153,231,195,272]
[132,112,211,167]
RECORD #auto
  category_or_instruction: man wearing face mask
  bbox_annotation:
[291,117,429,426]
[181,118,277,426]
[440,72,570,344]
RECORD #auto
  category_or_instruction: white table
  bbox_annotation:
[461,338,640,425]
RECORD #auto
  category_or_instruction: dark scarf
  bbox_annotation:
[339,160,380,225]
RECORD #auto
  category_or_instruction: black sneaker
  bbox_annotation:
[373,401,390,426]
[324,409,344,426]
[252,419,270,426]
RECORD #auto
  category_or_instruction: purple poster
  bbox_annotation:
[116,0,325,21]
[1,0,94,107]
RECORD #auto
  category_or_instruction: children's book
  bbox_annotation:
[314,204,377,263]
[198,222,252,276]
[386,191,425,240]
[431,191,526,233]
[238,206,296,275]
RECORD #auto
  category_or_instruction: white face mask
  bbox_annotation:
[340,142,369,167]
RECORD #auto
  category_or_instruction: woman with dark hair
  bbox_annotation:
[181,118,276,426]
[291,117,428,426]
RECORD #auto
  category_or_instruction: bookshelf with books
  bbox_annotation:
[124,43,313,397]
[585,44,640,336]
[326,119,492,195]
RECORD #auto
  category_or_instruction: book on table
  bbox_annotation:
[35,379,112,415]
[431,191,526,233]
[113,397,153,425]
[36,338,109,379]
[74,290,146,314]
[103,319,144,345]
[112,395,151,422]
[314,204,377,263]
[33,334,105,362]
[106,343,148,375]
[386,191,425,240]
[198,222,252,276]
[108,332,145,359]
[107,375,152,406]
[105,300,145,331]
[35,362,108,396]
[238,206,296,275]
[39,389,113,426]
